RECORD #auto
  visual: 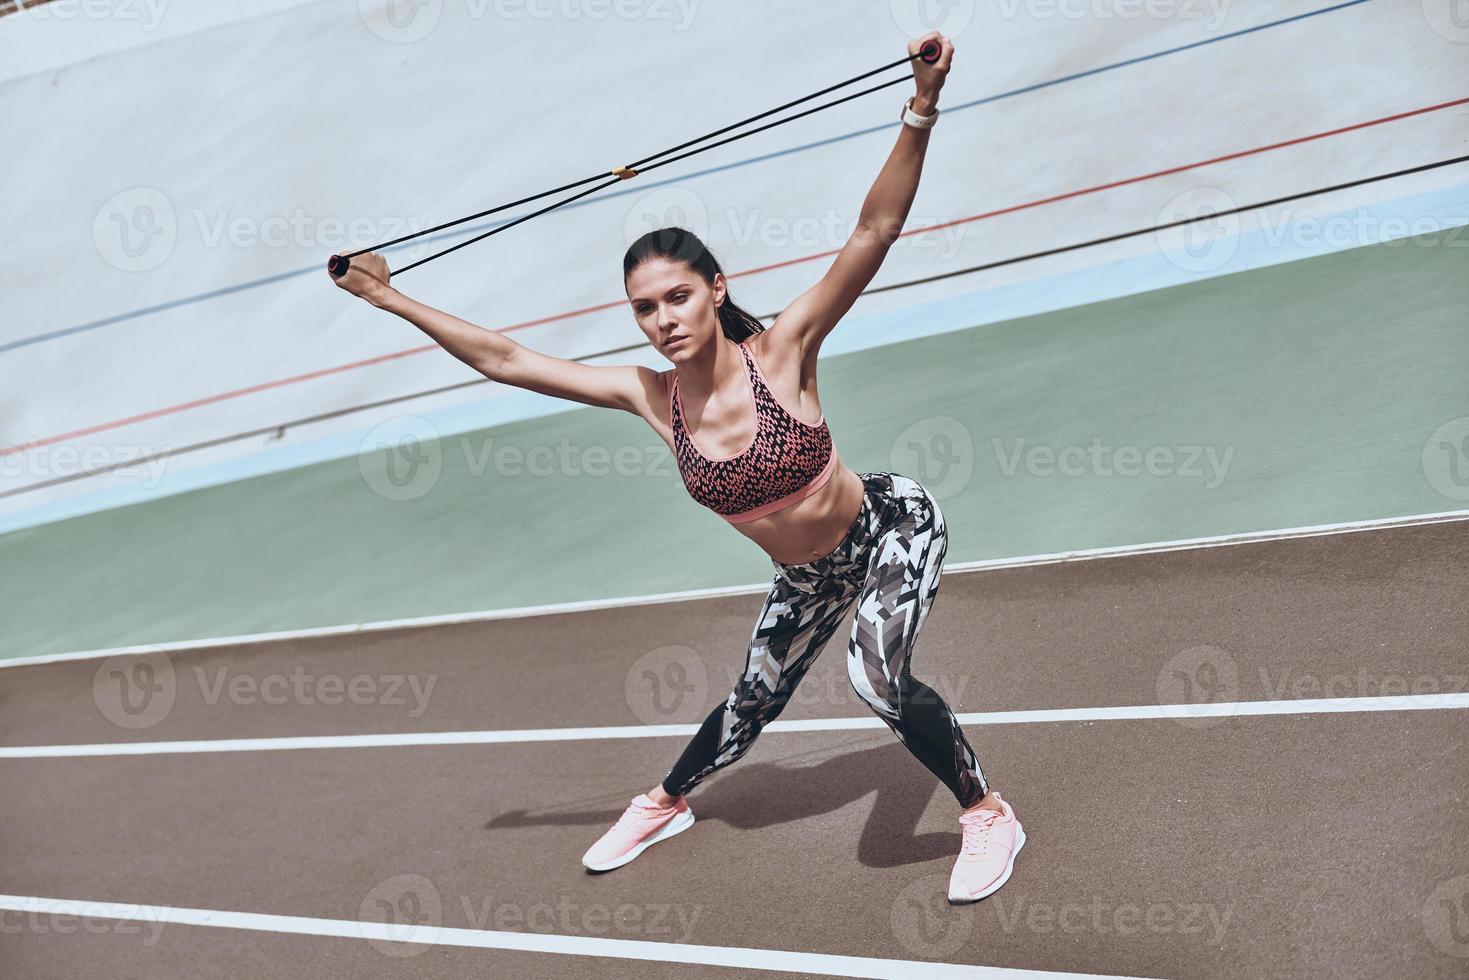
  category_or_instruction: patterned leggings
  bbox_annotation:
[661,471,989,808]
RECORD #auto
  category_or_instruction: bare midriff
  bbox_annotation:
[728,461,867,565]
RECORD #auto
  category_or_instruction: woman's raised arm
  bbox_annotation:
[331,252,660,415]
[772,32,954,359]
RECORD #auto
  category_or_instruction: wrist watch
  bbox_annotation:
[900,97,938,129]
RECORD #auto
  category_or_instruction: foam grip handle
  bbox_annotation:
[919,41,941,64]
[328,254,350,277]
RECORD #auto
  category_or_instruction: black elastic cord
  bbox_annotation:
[343,49,931,274]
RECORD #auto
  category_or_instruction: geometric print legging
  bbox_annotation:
[661,471,989,808]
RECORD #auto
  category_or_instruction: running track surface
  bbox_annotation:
[3,519,1466,978]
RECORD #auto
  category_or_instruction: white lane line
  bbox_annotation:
[4,509,1465,671]
[0,895,1150,980]
[3,694,1465,759]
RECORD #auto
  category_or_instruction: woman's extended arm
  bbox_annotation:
[331,252,661,415]
[772,31,955,359]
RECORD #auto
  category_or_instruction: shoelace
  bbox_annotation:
[612,798,668,832]
[959,808,1001,857]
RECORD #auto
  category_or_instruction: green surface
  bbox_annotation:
[4,232,1466,659]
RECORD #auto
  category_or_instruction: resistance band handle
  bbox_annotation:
[327,254,350,277]
[919,41,941,64]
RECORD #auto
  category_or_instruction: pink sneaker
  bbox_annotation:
[581,793,695,872]
[948,791,1025,904]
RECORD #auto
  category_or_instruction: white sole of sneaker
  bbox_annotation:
[581,807,696,873]
[947,824,1026,905]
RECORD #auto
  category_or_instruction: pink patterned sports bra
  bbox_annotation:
[668,339,837,524]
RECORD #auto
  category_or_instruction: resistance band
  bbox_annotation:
[327,41,941,279]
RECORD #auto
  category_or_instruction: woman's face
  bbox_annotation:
[625,257,725,363]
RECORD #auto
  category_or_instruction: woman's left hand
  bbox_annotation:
[908,31,954,113]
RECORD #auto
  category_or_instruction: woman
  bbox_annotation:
[331,32,1021,904]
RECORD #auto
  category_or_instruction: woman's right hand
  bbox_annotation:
[329,251,392,302]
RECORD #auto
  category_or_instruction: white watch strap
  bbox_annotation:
[900,97,938,129]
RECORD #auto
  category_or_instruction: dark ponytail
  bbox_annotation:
[623,227,767,343]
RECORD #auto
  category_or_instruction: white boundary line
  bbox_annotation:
[0,895,1146,980]
[4,694,1465,759]
[3,509,1465,671]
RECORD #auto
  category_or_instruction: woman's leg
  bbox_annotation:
[660,570,859,799]
[845,473,989,809]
